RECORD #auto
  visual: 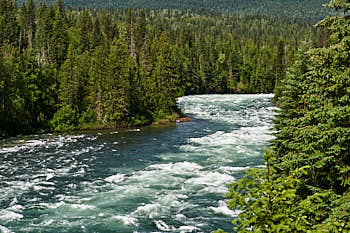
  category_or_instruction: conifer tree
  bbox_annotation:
[79,10,92,53]
[104,39,132,124]
[22,0,36,50]
[135,10,147,59]
[0,0,19,47]
[222,1,350,232]
[34,2,52,65]
[89,45,109,121]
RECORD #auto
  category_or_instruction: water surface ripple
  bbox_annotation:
[0,94,276,233]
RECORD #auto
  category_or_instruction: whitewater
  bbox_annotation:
[0,94,276,232]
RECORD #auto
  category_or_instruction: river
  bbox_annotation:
[0,94,276,233]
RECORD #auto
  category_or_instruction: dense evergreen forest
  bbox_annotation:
[217,0,350,232]
[1,0,349,231]
[17,0,331,22]
[0,0,322,137]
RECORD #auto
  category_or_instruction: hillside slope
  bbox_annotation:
[20,0,330,22]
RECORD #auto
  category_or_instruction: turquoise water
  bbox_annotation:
[0,94,276,233]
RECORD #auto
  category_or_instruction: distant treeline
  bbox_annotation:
[17,0,331,22]
[0,0,323,136]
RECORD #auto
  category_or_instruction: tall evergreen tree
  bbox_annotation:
[0,0,19,47]
[221,1,350,232]
[22,0,36,49]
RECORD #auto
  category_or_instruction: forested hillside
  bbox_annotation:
[0,0,321,137]
[17,0,331,22]
[219,0,350,232]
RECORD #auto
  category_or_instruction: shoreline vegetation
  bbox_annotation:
[75,112,192,131]
[216,0,350,232]
[0,0,323,137]
[1,0,349,232]
[34,109,190,134]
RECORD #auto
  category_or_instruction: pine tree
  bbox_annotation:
[89,45,109,121]
[0,0,19,47]
[274,40,286,99]
[128,9,137,61]
[34,2,52,65]
[104,39,132,124]
[152,32,180,115]
[22,0,36,50]
[91,17,102,49]
[222,1,350,232]
[135,10,147,59]
[79,10,92,53]
[50,1,68,67]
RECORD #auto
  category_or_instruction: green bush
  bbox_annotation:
[50,105,78,132]
[129,115,152,126]
[78,108,96,125]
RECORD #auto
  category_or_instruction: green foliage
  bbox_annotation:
[227,150,310,232]
[128,115,152,126]
[213,229,227,233]
[17,0,331,22]
[0,0,19,46]
[224,0,350,232]
[0,0,322,136]
[50,105,77,132]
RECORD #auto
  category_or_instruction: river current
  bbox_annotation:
[0,94,276,233]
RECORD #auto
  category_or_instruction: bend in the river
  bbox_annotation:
[0,94,276,233]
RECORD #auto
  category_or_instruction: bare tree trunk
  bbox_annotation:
[28,29,33,49]
[130,19,137,61]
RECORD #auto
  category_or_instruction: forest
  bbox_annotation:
[0,0,323,137]
[17,0,331,22]
[216,0,350,232]
[0,0,349,231]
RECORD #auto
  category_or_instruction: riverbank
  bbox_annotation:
[0,94,275,233]
[0,107,190,139]
[77,111,190,129]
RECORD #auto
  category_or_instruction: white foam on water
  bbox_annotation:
[86,136,98,141]
[105,174,125,183]
[133,203,163,218]
[0,225,13,233]
[0,134,92,155]
[185,172,234,187]
[5,181,33,192]
[9,198,17,206]
[189,126,273,147]
[33,185,56,191]
[41,219,54,226]
[7,205,24,212]
[69,204,96,210]
[129,129,141,132]
[179,145,200,152]
[0,210,23,222]
[235,145,259,156]
[45,174,55,181]
[179,225,200,232]
[112,215,138,226]
[178,94,275,125]
[71,147,91,156]
[199,185,229,194]
[39,201,65,209]
[209,200,241,217]
[154,220,175,231]
[147,161,202,174]
[219,166,250,173]
[175,214,186,220]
